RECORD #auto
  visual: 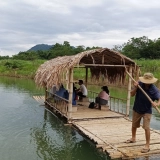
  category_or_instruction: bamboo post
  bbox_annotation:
[126,66,132,116]
[66,69,69,90]
[68,68,73,120]
[45,87,47,101]
[85,67,88,88]
[126,70,160,114]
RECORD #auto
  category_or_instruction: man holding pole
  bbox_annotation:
[126,73,160,153]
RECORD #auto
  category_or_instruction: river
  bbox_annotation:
[0,77,160,160]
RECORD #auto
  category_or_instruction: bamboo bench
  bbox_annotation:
[100,105,110,111]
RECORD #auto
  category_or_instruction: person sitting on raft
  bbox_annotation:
[95,86,109,110]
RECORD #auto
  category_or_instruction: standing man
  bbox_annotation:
[77,80,88,100]
[126,73,160,153]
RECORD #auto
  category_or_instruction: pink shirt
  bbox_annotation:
[98,91,109,100]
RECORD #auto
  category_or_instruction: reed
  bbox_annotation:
[135,59,160,87]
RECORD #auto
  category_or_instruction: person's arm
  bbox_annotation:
[98,91,102,97]
[130,82,138,97]
[152,99,160,108]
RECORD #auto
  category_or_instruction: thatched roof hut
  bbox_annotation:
[35,48,139,88]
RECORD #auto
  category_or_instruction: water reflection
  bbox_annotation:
[30,109,106,160]
[0,76,44,95]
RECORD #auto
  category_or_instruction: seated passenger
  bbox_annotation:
[95,86,109,110]
[49,85,57,97]
[72,84,77,105]
[55,84,67,100]
[76,80,88,100]
[63,84,77,105]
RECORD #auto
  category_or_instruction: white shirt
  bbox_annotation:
[80,84,87,96]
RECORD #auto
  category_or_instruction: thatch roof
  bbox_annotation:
[35,48,139,88]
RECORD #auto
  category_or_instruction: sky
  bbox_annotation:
[1,0,160,57]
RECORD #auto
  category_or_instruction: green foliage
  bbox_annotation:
[135,59,160,78]
[0,55,10,60]
[0,59,45,78]
[122,36,153,59]
[12,51,38,60]
[4,61,22,69]
[112,36,160,59]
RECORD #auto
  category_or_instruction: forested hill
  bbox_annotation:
[10,41,100,60]
[28,44,53,51]
[1,36,160,60]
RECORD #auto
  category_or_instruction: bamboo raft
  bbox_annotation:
[33,95,45,104]
[33,96,160,159]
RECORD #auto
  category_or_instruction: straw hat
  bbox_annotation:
[139,73,158,84]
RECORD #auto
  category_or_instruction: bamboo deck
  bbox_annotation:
[33,96,160,159]
[71,102,124,120]
[72,118,160,159]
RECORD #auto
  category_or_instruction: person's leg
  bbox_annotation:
[77,92,83,100]
[144,128,150,149]
[126,111,141,143]
[99,99,108,110]
[142,114,151,150]
[95,97,100,108]
[131,126,137,142]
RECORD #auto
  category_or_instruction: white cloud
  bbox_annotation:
[0,0,160,56]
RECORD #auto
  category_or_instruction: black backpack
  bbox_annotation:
[88,102,95,109]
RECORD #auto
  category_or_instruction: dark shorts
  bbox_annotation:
[132,110,151,129]
[77,92,86,98]
[95,97,108,105]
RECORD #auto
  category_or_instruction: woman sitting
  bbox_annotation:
[95,86,109,110]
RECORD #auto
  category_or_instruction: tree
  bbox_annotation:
[121,36,153,59]
[112,44,124,53]
[140,38,160,59]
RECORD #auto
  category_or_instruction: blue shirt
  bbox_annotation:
[63,90,76,105]
[56,87,66,99]
[133,82,160,114]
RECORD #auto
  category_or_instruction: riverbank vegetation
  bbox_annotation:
[0,59,45,78]
[0,59,160,84]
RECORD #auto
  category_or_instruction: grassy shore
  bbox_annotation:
[0,59,160,86]
[0,59,45,79]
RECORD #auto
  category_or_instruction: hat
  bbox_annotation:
[139,73,157,84]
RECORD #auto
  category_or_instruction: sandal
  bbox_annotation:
[141,148,150,153]
[125,139,136,143]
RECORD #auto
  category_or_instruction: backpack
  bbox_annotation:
[88,102,95,109]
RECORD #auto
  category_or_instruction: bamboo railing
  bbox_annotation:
[45,90,69,118]
[45,90,128,117]
[88,90,127,115]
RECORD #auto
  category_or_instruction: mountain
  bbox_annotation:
[28,44,53,51]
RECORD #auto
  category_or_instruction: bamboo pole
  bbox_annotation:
[84,64,130,67]
[68,68,73,120]
[85,67,88,88]
[66,69,69,90]
[126,66,132,116]
[126,70,160,114]
[45,87,47,101]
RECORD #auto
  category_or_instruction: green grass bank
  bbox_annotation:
[0,59,160,87]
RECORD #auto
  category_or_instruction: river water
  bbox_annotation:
[0,77,160,160]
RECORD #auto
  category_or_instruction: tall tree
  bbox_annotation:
[121,36,153,59]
